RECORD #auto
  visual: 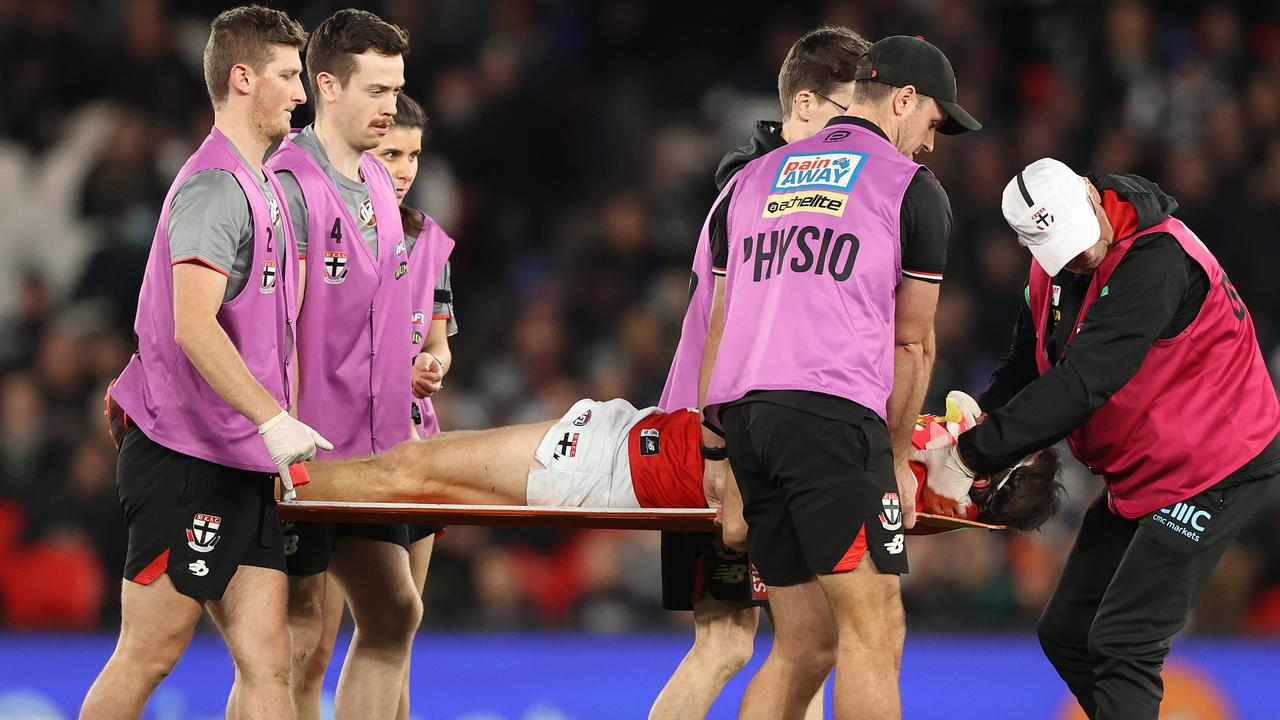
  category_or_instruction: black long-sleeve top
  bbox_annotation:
[958,173,1211,474]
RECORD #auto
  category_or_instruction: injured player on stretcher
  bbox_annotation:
[300,394,1065,532]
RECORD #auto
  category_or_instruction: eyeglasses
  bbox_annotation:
[814,90,850,113]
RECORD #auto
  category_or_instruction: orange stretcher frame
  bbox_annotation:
[277,501,1004,534]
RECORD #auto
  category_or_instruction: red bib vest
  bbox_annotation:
[1028,217,1280,518]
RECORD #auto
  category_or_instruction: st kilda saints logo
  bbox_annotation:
[259,260,277,294]
[1031,207,1054,230]
[358,197,376,228]
[553,432,580,460]
[187,513,222,553]
[323,250,349,285]
[879,492,903,531]
[267,193,281,226]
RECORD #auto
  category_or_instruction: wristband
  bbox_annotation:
[701,445,728,461]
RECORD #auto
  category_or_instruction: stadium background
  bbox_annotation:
[0,0,1279,717]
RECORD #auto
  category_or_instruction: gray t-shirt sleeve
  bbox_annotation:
[433,261,458,337]
[167,169,250,275]
[274,170,310,259]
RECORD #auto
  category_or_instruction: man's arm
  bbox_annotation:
[959,235,1194,473]
[886,278,940,528]
[174,263,283,426]
[168,170,330,490]
[698,275,727,448]
[890,168,951,523]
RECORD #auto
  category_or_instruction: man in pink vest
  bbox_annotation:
[700,35,980,720]
[81,7,321,719]
[916,158,1280,719]
[265,10,421,719]
[653,26,871,720]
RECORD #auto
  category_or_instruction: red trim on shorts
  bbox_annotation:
[171,256,231,277]
[690,553,705,605]
[750,563,768,602]
[132,549,170,585]
[431,314,451,321]
[831,526,868,573]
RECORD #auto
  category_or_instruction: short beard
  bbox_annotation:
[250,94,290,143]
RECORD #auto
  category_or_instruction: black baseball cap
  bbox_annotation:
[854,35,981,135]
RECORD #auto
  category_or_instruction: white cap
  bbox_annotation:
[1000,158,1101,276]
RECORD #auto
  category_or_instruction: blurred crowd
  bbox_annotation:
[1,0,1279,635]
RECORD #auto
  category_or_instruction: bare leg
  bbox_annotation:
[329,537,422,720]
[207,566,293,720]
[287,573,331,720]
[80,575,203,720]
[817,561,904,720]
[302,421,555,505]
[803,681,827,720]
[288,572,343,720]
[396,534,436,720]
[760,603,828,720]
[739,578,837,720]
[649,598,758,719]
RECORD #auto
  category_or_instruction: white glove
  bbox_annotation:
[909,443,976,516]
[258,411,333,501]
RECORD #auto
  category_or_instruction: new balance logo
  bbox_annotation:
[712,564,748,584]
[188,559,210,577]
[884,533,904,555]
[1159,502,1211,531]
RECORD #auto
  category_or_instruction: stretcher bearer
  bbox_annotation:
[700,35,980,719]
[264,9,420,719]
[83,7,314,719]
[296,91,459,720]
[652,26,870,720]
[916,158,1280,720]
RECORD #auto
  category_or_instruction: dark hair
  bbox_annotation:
[203,5,307,107]
[306,9,410,98]
[393,93,430,238]
[777,26,871,118]
[973,448,1067,531]
[393,92,429,136]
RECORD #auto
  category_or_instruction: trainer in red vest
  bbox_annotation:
[955,158,1280,518]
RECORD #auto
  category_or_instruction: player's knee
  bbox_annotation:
[777,632,836,678]
[299,631,336,689]
[354,587,423,643]
[381,441,429,499]
[117,627,187,683]
[694,614,756,674]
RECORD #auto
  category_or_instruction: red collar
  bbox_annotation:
[1101,189,1139,241]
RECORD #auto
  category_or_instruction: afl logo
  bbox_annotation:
[358,198,376,228]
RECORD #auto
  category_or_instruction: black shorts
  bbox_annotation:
[282,520,413,576]
[660,531,766,610]
[117,427,285,602]
[407,524,447,545]
[721,400,907,587]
